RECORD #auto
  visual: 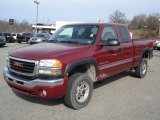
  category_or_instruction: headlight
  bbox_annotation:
[39,59,62,75]
[37,39,42,42]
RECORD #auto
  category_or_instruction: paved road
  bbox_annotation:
[0,43,160,120]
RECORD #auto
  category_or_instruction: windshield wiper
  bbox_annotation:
[60,40,79,44]
[47,40,59,43]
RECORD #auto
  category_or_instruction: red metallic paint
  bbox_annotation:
[6,23,154,99]
[6,77,68,99]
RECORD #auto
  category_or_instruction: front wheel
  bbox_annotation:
[135,58,148,78]
[64,73,93,110]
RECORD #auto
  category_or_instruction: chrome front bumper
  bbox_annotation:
[3,67,64,88]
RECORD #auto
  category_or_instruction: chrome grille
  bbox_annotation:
[10,58,35,73]
[10,71,38,80]
[8,56,39,77]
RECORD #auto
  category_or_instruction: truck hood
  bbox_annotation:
[9,43,90,60]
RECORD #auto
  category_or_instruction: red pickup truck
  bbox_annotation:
[3,23,154,109]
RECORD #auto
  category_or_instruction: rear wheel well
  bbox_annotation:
[133,49,150,70]
[68,64,97,82]
[142,48,153,59]
[143,52,148,58]
[142,50,150,59]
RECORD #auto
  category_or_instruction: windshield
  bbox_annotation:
[0,33,4,36]
[48,25,99,44]
[23,33,32,37]
[34,33,44,38]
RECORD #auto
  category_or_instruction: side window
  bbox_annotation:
[91,27,98,35]
[101,26,118,41]
[118,26,129,43]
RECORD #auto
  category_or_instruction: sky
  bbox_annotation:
[0,0,159,24]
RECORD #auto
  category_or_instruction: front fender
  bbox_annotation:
[65,58,98,75]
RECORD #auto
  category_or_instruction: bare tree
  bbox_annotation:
[0,19,32,33]
[109,10,128,24]
[147,13,160,30]
[129,17,138,29]
[0,20,9,32]
[129,14,147,29]
[129,13,160,30]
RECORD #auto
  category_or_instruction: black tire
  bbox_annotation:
[17,40,22,43]
[0,44,4,47]
[6,39,9,43]
[135,58,148,78]
[64,73,93,110]
[13,40,15,43]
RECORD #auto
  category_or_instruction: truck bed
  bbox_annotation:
[132,39,154,68]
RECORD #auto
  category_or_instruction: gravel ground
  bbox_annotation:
[0,43,160,120]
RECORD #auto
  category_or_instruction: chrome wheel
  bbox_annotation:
[64,73,93,109]
[76,81,89,103]
[135,58,148,78]
[142,62,147,75]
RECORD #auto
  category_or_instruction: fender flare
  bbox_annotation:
[65,58,98,76]
[141,47,152,59]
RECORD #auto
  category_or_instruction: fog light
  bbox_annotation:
[40,89,47,97]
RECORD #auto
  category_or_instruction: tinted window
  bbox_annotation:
[101,26,118,41]
[118,26,129,43]
[35,33,44,37]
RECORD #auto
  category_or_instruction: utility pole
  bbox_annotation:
[34,1,40,34]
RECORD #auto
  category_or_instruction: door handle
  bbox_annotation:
[118,48,122,53]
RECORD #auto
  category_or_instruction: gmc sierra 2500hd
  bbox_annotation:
[3,23,154,109]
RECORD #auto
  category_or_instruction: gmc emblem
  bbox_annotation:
[13,61,24,67]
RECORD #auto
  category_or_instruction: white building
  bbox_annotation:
[32,24,56,34]
[55,21,83,30]
[32,21,83,34]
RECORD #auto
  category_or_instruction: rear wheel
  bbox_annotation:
[64,73,93,110]
[135,58,147,78]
